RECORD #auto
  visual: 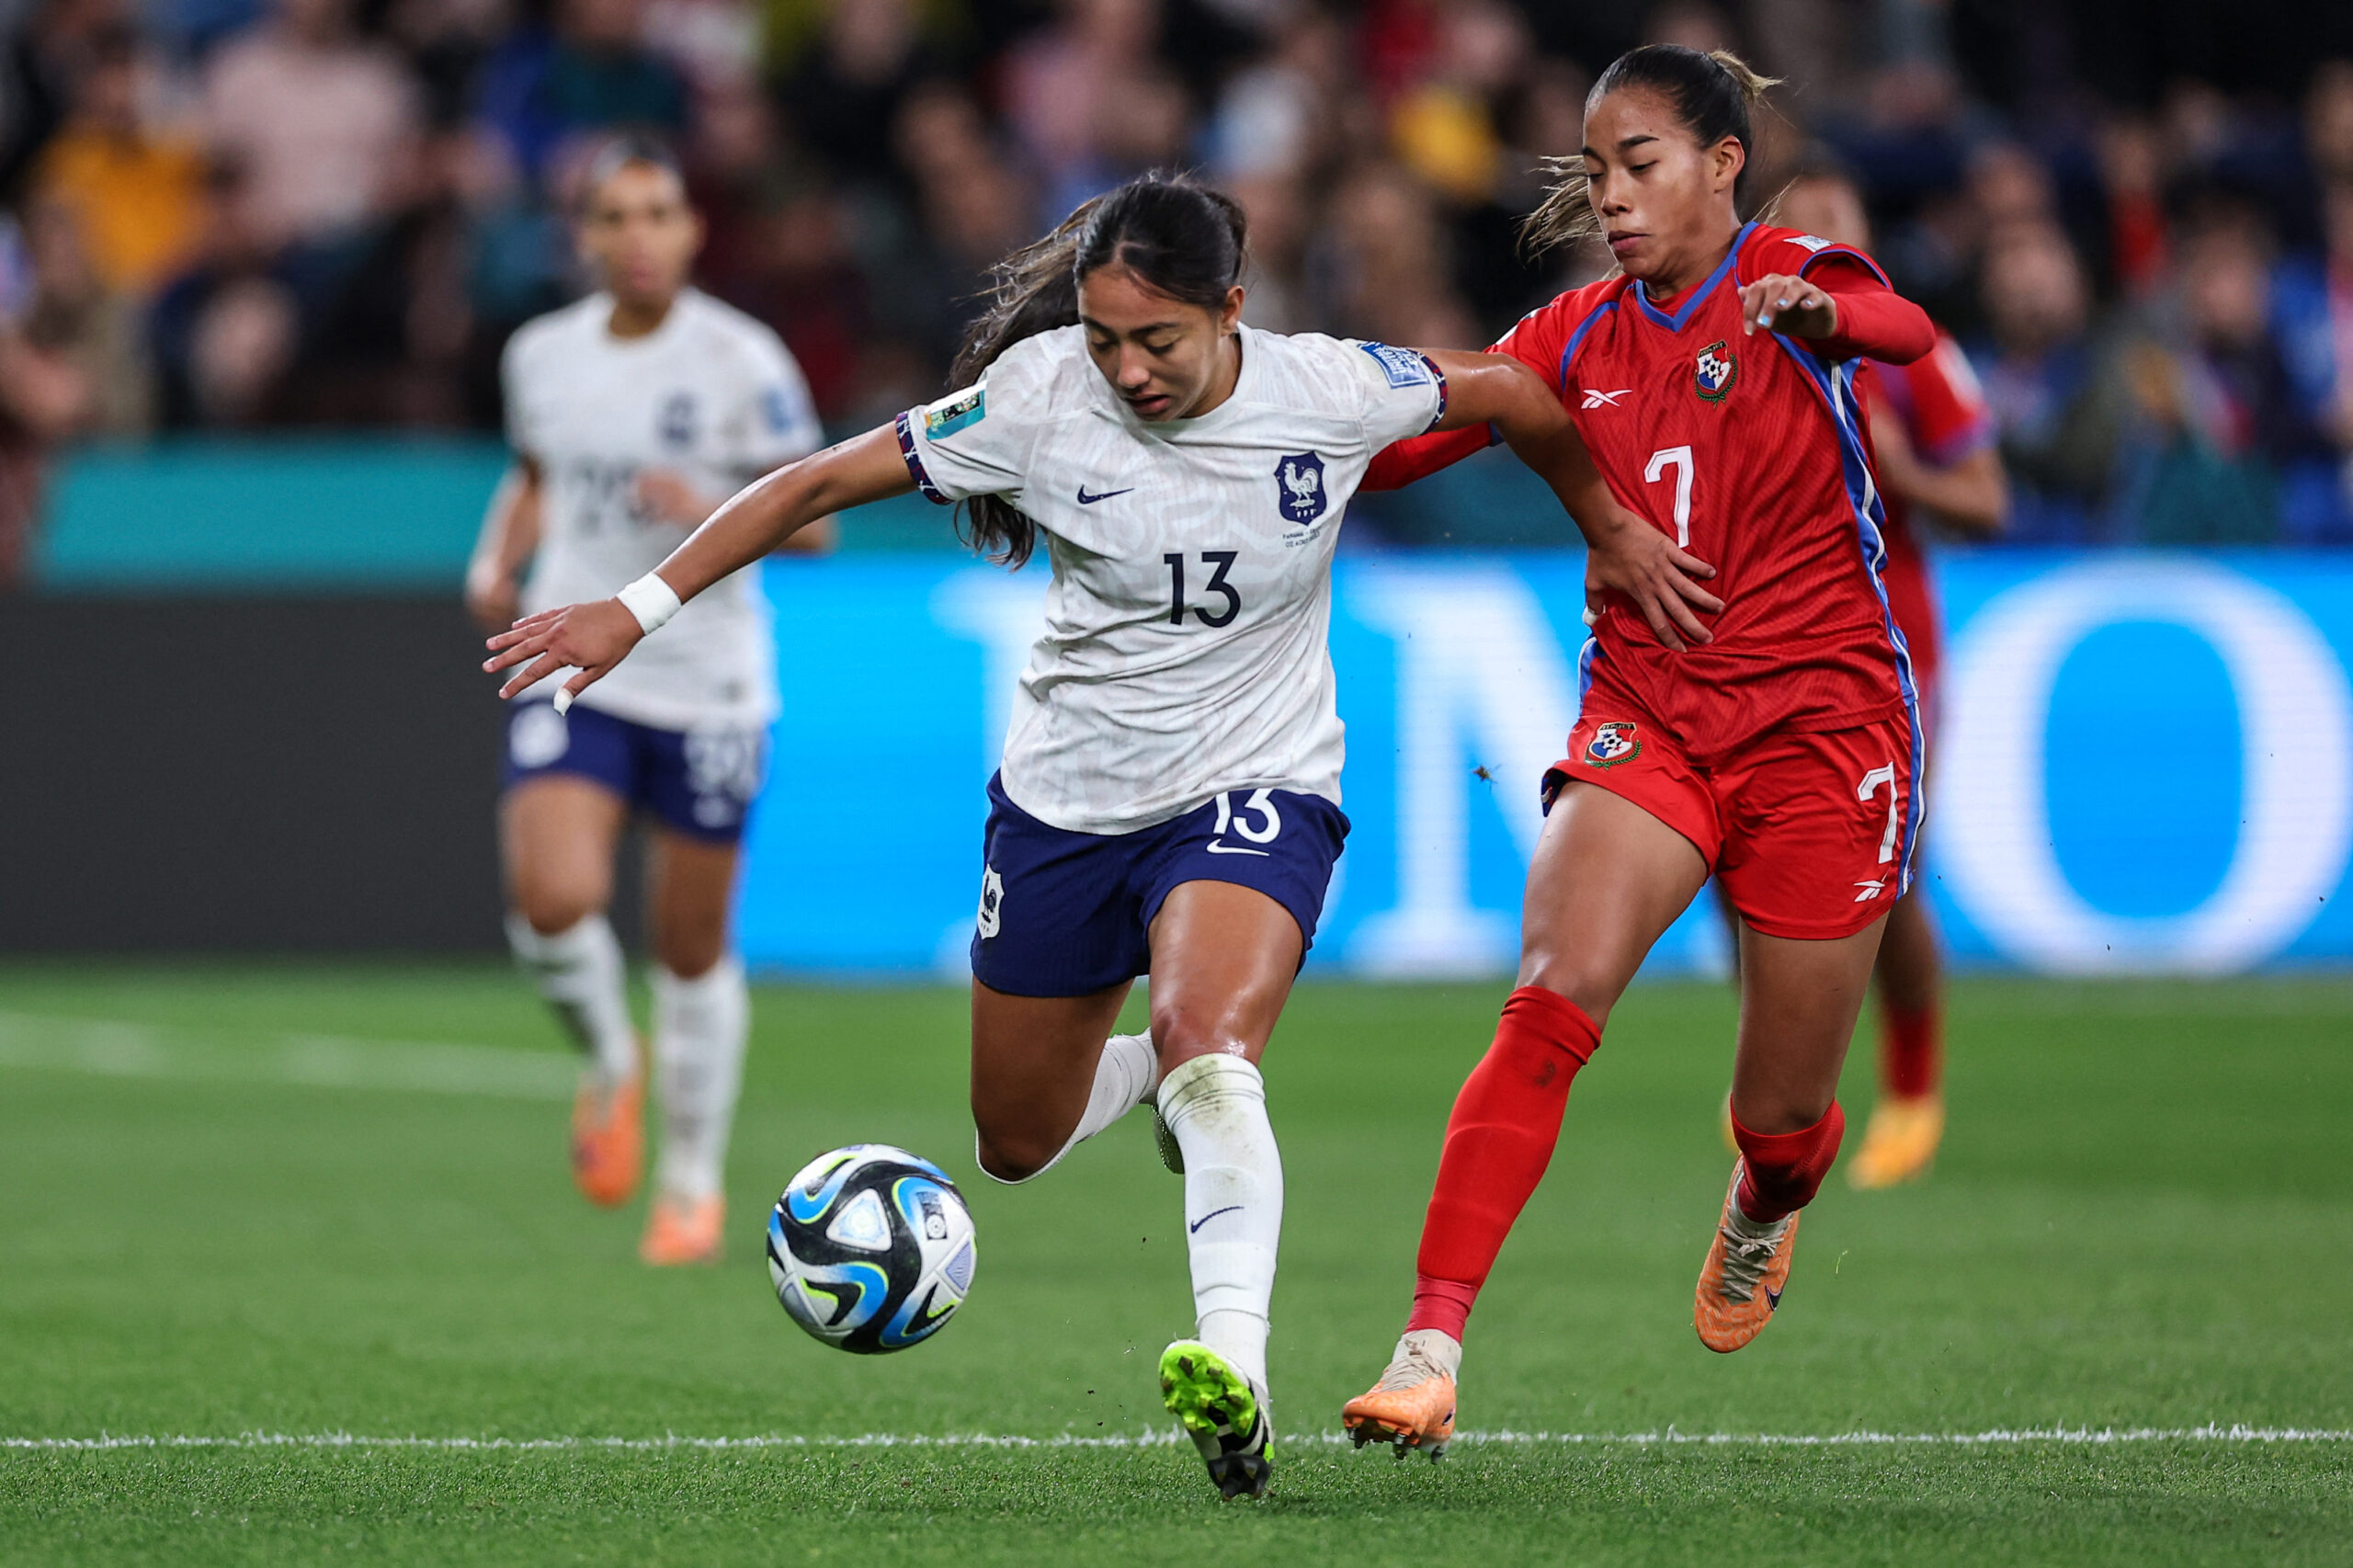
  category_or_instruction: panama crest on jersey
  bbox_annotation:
[1275,451,1327,525]
[1694,340,1739,403]
[1583,721,1643,769]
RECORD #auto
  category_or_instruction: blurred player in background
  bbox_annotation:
[1340,46,1941,1454]
[463,140,826,1266]
[483,172,1665,1498]
[1761,161,2007,1187]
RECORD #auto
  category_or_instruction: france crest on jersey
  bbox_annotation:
[1276,452,1327,526]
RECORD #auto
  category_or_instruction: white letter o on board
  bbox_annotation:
[1935,558,2353,975]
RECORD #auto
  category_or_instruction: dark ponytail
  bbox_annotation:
[1523,46,1781,258]
[949,173,1249,568]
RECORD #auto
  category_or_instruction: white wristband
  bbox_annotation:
[617,572,682,635]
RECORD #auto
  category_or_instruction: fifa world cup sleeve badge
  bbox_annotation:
[1694,341,1739,403]
[1583,722,1643,769]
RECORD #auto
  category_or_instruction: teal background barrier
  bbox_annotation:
[732,553,2353,981]
[29,437,1024,589]
[28,436,1581,590]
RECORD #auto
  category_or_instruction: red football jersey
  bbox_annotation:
[1861,331,1993,693]
[1375,222,1932,766]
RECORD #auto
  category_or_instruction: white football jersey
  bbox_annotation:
[505,288,823,731]
[898,324,1446,834]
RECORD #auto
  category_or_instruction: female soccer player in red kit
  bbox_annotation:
[1339,45,1938,1456]
[1770,163,2006,1188]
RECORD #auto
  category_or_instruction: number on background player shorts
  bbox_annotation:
[503,699,769,845]
[970,773,1349,997]
[1548,701,1919,942]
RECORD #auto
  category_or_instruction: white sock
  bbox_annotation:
[651,958,750,1203]
[977,1030,1157,1185]
[506,913,637,1085]
[1157,1053,1282,1393]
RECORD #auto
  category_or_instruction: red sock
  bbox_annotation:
[1406,986,1602,1342]
[1732,1101,1846,1223]
[1878,998,1942,1099]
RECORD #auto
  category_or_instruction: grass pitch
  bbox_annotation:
[1,967,2348,1564]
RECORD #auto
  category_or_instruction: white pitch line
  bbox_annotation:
[0,1013,574,1102]
[6,1426,2349,1454]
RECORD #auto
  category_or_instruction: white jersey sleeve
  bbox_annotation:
[730,325,824,474]
[1336,339,1449,449]
[501,322,553,464]
[892,335,1071,506]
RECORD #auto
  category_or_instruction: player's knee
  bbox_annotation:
[513,884,601,938]
[1730,1088,1836,1135]
[1513,949,1622,1029]
[653,925,725,979]
[972,1120,1054,1185]
[1147,1001,1246,1074]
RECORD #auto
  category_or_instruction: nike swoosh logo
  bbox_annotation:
[1764,1284,1782,1311]
[1205,843,1271,857]
[1076,485,1134,505]
[1189,1205,1241,1233]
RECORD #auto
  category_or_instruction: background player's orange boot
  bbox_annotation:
[1847,1094,1944,1188]
[1342,1329,1460,1460]
[570,1067,643,1208]
[640,1193,724,1265]
[1694,1162,1800,1353]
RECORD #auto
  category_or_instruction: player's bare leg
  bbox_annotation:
[1849,890,1947,1187]
[1347,782,1706,1457]
[1142,880,1300,1500]
[639,828,749,1264]
[502,777,643,1208]
[968,980,1138,1183]
[1696,915,1884,1351]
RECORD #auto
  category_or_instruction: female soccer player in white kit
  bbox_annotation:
[464,142,826,1266]
[484,174,1699,1498]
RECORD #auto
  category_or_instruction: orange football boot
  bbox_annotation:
[1847,1094,1944,1189]
[640,1193,725,1266]
[1693,1161,1800,1353]
[1342,1329,1461,1460]
[569,1058,643,1209]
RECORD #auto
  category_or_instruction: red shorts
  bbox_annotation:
[1549,698,1921,941]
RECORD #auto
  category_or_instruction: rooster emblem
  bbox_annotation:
[1275,451,1328,525]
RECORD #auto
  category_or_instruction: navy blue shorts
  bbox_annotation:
[502,699,769,845]
[971,773,1350,997]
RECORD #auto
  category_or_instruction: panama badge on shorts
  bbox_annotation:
[1583,721,1643,769]
[1694,340,1738,403]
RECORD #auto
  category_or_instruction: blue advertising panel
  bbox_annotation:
[739,552,2353,979]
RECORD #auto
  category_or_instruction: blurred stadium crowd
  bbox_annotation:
[1,0,2351,571]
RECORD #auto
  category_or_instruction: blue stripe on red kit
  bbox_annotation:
[1767,334,1927,893]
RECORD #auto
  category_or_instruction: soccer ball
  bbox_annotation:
[766,1144,977,1354]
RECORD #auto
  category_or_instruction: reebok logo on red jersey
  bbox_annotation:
[1581,388,1632,409]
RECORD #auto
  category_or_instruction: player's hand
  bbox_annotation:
[635,470,716,529]
[483,598,643,704]
[1584,511,1722,652]
[1740,273,1836,338]
[462,558,519,633]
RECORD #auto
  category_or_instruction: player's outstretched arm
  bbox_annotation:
[483,425,914,703]
[464,459,542,633]
[1738,263,1934,365]
[1426,350,1725,651]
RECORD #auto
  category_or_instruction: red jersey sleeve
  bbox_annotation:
[1742,227,1933,366]
[1360,294,1585,493]
[1885,333,1995,465]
